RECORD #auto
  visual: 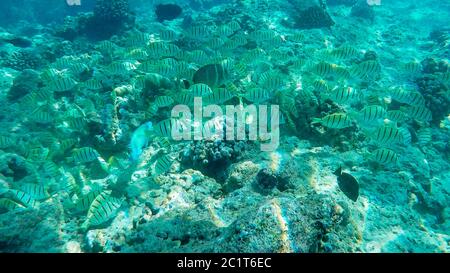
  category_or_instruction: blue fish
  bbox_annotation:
[130,121,154,161]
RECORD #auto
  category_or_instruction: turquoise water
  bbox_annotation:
[0,0,449,253]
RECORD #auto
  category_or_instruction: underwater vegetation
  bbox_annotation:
[0,0,449,253]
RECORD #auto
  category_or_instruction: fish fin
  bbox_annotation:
[311,118,321,124]
[333,166,342,176]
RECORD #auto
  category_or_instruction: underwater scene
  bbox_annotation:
[0,0,449,253]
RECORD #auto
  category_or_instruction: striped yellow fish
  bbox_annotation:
[258,71,284,90]
[226,21,241,32]
[83,78,103,90]
[33,88,54,102]
[370,125,404,145]
[398,127,411,145]
[69,147,100,164]
[190,83,213,97]
[156,137,172,150]
[83,191,122,229]
[416,128,432,146]
[42,161,61,178]
[358,105,386,122]
[16,183,50,201]
[0,198,24,211]
[188,50,208,64]
[154,118,182,138]
[329,45,359,60]
[27,147,49,162]
[41,68,64,82]
[205,88,234,104]
[404,106,432,122]
[288,33,305,43]
[49,77,77,92]
[401,61,421,74]
[310,62,337,77]
[160,28,178,41]
[243,88,270,103]
[70,63,89,75]
[312,113,353,129]
[372,148,398,164]
[30,110,54,124]
[350,60,381,78]
[74,190,102,212]
[312,79,330,92]
[154,96,175,108]
[297,89,318,105]
[437,72,450,84]
[387,110,408,123]
[147,41,168,56]
[391,89,425,106]
[60,138,78,151]
[126,48,149,60]
[249,29,276,42]
[174,92,194,106]
[193,61,232,87]
[67,117,87,130]
[216,25,234,37]
[207,37,225,49]
[0,135,14,149]
[230,34,247,46]
[60,171,79,194]
[96,40,117,53]
[185,26,211,40]
[155,155,173,175]
[161,44,181,58]
[333,66,351,80]
[8,189,38,208]
[290,59,307,71]
[107,62,137,74]
[126,32,150,47]
[324,86,360,104]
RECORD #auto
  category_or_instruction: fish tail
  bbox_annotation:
[311,118,321,124]
[333,166,342,176]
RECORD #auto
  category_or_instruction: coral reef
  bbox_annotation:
[0,202,65,252]
[0,153,36,181]
[94,0,130,23]
[2,49,42,71]
[415,75,450,125]
[255,168,278,192]
[7,69,42,101]
[0,0,448,254]
[429,28,450,46]
[420,57,450,74]
[87,0,133,39]
[180,140,249,181]
[350,1,375,22]
[53,0,134,41]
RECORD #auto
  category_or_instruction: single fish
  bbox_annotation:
[372,148,399,164]
[130,122,154,162]
[82,191,122,230]
[334,166,359,202]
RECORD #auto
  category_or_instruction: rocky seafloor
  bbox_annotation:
[0,0,449,253]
